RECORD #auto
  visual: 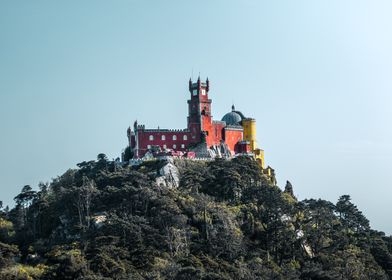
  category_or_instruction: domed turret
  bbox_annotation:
[221,105,244,126]
[222,111,242,125]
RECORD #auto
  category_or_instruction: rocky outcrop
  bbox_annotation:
[190,142,232,159]
[155,158,180,188]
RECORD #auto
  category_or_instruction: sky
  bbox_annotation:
[0,1,391,233]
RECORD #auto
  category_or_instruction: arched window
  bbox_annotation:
[183,135,188,141]
[163,144,167,149]
[149,135,154,141]
[181,144,185,149]
[147,145,151,149]
[172,135,177,140]
[161,135,166,140]
[173,144,177,149]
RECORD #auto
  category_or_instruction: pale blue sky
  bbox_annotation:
[0,1,391,233]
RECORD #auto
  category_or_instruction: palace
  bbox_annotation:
[126,77,266,168]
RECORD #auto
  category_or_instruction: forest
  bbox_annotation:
[1,155,392,279]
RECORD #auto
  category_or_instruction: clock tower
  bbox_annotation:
[187,76,212,143]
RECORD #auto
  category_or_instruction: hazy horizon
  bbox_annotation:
[1,1,391,234]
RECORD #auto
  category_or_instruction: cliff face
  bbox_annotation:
[156,158,180,188]
[0,156,391,280]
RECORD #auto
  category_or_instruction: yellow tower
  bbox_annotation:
[242,118,256,150]
[242,118,265,168]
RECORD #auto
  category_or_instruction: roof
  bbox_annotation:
[221,105,246,126]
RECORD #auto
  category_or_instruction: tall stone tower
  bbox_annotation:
[187,77,212,144]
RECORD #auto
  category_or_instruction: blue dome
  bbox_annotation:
[222,111,242,125]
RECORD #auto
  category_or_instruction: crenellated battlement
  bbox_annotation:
[136,125,190,133]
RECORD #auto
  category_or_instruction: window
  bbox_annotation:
[172,135,177,140]
[181,144,185,149]
[163,144,167,149]
[147,145,151,149]
[149,135,154,141]
[161,135,166,140]
[173,144,177,149]
[183,135,188,141]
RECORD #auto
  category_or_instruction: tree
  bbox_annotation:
[241,183,298,263]
[75,177,98,234]
[300,199,338,256]
[370,237,392,278]
[0,242,20,269]
[123,146,134,162]
[284,181,296,199]
[336,195,370,234]
[13,185,37,228]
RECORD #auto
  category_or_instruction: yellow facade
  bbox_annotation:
[254,148,265,169]
[242,118,265,168]
[242,118,256,150]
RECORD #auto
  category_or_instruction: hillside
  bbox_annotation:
[1,155,392,279]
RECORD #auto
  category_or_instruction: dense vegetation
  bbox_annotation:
[1,155,392,279]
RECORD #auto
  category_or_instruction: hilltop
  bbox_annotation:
[1,155,392,279]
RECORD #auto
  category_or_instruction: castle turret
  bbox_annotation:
[187,77,212,144]
[242,118,265,168]
[242,118,257,151]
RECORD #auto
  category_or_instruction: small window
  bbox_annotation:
[147,145,151,149]
[173,135,177,140]
[183,135,188,141]
[161,135,166,140]
[149,135,154,141]
[181,144,185,149]
[173,144,177,149]
[163,144,167,149]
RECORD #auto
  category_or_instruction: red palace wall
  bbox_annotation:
[135,129,193,158]
[224,128,243,155]
[201,115,213,147]
[236,141,251,153]
[202,118,227,148]
[212,122,225,145]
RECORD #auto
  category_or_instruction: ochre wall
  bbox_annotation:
[242,119,257,150]
[242,118,265,168]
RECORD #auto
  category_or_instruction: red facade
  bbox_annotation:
[132,128,193,158]
[224,128,244,154]
[128,77,246,158]
[236,141,251,154]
